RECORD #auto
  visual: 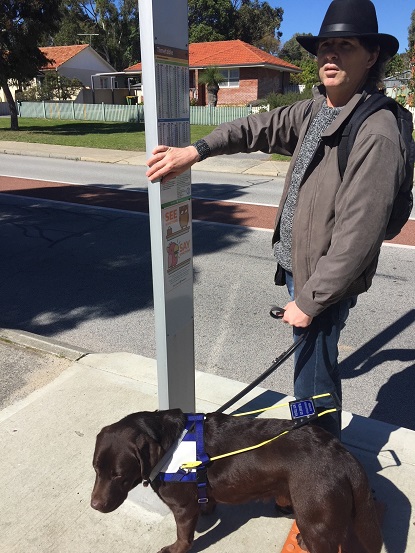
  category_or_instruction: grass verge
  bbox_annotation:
[0,118,217,151]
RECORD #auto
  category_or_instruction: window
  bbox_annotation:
[219,68,239,88]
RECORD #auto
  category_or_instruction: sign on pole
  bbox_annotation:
[139,0,195,411]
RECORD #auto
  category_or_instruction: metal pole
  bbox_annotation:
[139,0,195,411]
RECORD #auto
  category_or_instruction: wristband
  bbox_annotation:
[191,139,211,162]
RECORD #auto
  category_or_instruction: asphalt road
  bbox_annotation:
[0,156,414,430]
[0,153,285,206]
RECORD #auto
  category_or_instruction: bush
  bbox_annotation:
[266,88,313,109]
[395,95,407,107]
[248,98,267,107]
[17,72,83,101]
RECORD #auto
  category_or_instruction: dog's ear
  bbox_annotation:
[135,410,185,452]
[134,434,162,480]
[157,410,186,451]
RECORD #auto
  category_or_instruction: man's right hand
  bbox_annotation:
[146,145,200,183]
[282,301,313,328]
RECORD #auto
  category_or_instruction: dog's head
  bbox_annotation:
[90,410,184,513]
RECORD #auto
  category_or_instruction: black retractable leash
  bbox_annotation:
[216,307,307,413]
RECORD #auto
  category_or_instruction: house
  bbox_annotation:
[189,40,301,105]
[0,44,115,103]
[89,70,143,104]
[125,40,301,106]
[38,44,115,87]
[39,44,117,103]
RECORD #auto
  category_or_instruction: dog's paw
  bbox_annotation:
[156,543,192,553]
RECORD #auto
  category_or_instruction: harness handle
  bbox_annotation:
[270,305,285,319]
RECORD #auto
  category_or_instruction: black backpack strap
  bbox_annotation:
[338,94,393,180]
[337,121,352,181]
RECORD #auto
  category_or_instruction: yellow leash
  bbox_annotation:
[180,394,338,470]
[232,392,333,417]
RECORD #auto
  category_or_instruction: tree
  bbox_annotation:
[407,48,415,107]
[52,1,140,71]
[279,33,318,86]
[198,66,226,106]
[408,9,415,52]
[279,33,314,64]
[49,1,91,46]
[234,0,283,52]
[188,0,236,43]
[385,53,409,78]
[17,72,83,101]
[0,0,62,130]
[188,0,284,54]
[290,58,319,87]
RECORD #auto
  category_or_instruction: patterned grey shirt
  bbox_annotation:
[274,103,341,272]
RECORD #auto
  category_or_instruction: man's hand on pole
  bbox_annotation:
[146,145,200,183]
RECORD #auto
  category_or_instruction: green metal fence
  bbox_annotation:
[19,101,145,123]
[14,101,415,126]
[17,101,260,125]
[190,105,252,125]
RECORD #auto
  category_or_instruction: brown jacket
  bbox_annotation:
[203,86,406,317]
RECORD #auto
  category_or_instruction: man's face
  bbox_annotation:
[317,37,379,105]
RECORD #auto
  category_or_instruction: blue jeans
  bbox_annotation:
[285,272,356,439]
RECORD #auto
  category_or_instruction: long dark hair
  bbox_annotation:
[358,37,388,89]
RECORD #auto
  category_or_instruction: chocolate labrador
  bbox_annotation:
[91,409,382,553]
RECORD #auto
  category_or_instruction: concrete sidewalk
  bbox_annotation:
[0,140,290,177]
[0,329,414,553]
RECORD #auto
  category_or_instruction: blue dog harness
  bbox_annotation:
[150,414,210,503]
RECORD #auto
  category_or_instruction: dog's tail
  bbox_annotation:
[349,460,383,553]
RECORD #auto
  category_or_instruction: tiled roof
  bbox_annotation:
[125,40,300,72]
[126,62,142,72]
[40,44,90,69]
[189,40,300,71]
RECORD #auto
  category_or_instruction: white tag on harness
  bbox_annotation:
[160,440,197,474]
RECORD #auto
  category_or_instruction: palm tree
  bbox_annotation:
[198,66,226,107]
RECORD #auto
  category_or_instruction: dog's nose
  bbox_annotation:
[91,496,105,511]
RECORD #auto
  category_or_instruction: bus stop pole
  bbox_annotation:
[139,0,195,411]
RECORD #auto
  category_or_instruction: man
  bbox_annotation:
[146,0,404,438]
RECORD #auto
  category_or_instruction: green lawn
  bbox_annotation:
[0,117,216,151]
[0,116,290,160]
[271,153,291,161]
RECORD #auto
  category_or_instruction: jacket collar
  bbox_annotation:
[312,84,378,137]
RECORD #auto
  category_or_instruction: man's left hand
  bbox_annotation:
[282,301,313,327]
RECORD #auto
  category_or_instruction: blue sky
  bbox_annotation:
[273,0,413,53]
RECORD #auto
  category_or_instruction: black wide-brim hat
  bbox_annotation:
[296,0,399,59]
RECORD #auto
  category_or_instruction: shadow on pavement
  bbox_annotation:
[193,501,277,552]
[343,417,411,553]
[0,195,251,337]
[340,310,415,431]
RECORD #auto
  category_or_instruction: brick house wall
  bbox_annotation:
[217,67,258,105]
[214,67,292,106]
[258,69,292,98]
